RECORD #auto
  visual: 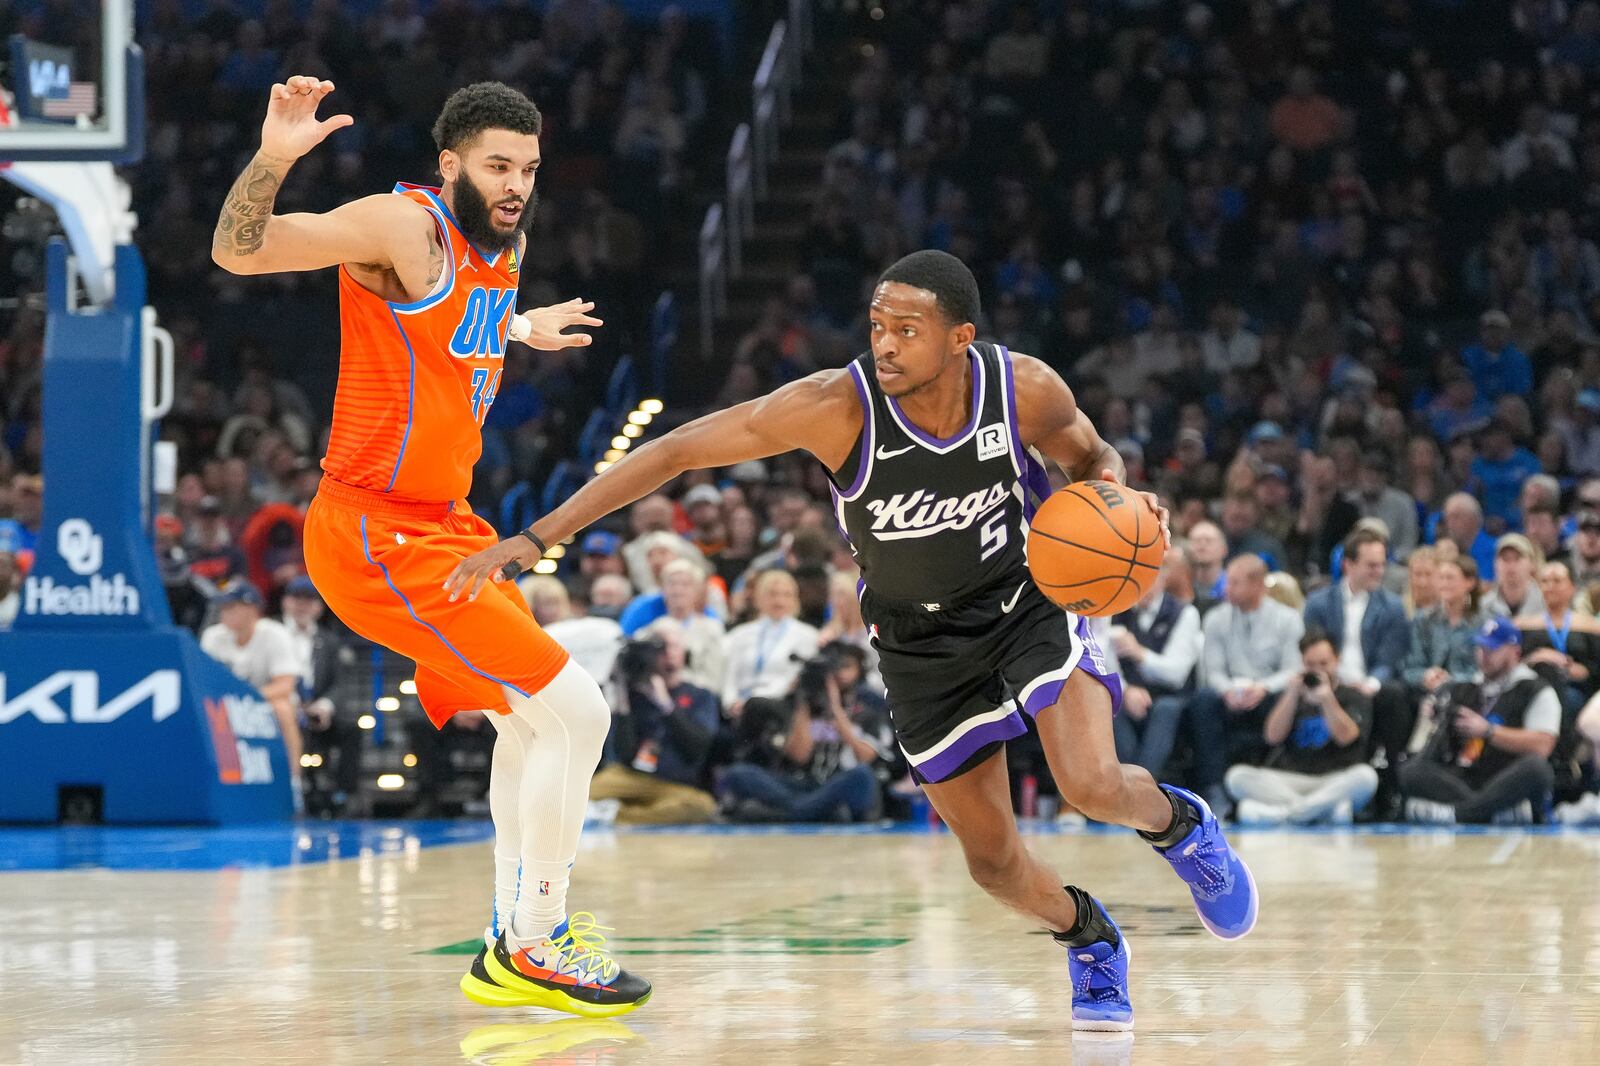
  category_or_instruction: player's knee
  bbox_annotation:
[1060,762,1123,818]
[963,840,1023,894]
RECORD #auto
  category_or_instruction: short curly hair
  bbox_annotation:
[432,82,543,154]
[878,249,981,327]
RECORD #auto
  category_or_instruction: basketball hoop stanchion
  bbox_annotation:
[0,194,293,824]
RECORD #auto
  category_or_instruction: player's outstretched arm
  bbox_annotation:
[211,76,430,281]
[443,370,860,600]
[1012,352,1170,542]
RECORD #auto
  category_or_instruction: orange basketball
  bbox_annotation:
[1026,480,1164,617]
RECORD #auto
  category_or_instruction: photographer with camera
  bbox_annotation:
[1398,617,1560,824]
[1223,630,1380,825]
[589,626,721,824]
[718,642,895,824]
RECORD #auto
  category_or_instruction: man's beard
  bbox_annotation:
[451,178,536,252]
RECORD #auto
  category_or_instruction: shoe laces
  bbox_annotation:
[550,912,620,984]
[1171,830,1232,899]
[1073,944,1126,1001]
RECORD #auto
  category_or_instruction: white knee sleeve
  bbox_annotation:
[501,660,614,945]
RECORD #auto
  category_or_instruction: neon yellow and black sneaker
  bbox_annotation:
[482,913,652,1019]
[460,942,543,1008]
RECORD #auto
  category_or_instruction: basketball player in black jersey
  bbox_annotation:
[448,250,1258,1030]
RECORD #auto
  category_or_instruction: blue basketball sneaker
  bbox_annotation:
[1150,785,1258,940]
[1056,897,1133,1032]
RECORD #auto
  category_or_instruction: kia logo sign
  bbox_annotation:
[0,670,181,724]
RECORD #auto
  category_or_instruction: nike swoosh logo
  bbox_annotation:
[1000,582,1026,614]
[877,444,916,460]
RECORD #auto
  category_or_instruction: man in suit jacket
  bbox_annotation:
[1302,527,1412,816]
[1303,528,1410,691]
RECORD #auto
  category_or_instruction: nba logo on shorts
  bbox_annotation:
[538,880,551,895]
[977,424,1008,462]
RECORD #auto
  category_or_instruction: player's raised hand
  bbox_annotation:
[512,299,604,350]
[260,76,353,161]
[1101,467,1171,549]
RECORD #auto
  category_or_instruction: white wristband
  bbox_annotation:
[508,313,531,343]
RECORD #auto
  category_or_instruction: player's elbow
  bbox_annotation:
[211,242,260,274]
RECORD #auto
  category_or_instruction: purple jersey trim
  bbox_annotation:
[887,348,983,449]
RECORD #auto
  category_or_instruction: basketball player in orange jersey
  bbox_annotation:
[448,251,1258,1031]
[211,76,650,1018]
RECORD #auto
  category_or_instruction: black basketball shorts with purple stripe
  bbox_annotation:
[862,573,1123,785]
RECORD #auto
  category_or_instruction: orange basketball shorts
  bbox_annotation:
[303,479,570,728]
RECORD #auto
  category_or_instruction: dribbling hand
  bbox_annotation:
[1100,467,1171,549]
[260,76,353,161]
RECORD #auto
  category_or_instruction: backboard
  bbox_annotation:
[0,0,142,164]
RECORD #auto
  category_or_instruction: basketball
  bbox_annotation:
[1026,480,1164,617]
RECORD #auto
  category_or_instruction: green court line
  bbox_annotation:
[420,935,909,956]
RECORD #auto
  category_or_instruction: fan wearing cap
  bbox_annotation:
[1483,534,1548,620]
[1462,309,1533,403]
[200,584,306,809]
[1569,509,1600,589]
[679,483,728,557]
[1397,616,1560,824]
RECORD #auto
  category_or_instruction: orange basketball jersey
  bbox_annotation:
[323,183,521,503]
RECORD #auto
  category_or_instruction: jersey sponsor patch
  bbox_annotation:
[977,423,1008,462]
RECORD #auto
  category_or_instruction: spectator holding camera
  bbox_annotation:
[590,627,721,824]
[719,643,894,823]
[1398,617,1560,824]
[1224,630,1380,825]
[721,570,819,714]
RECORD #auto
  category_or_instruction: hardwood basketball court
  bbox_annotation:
[2,823,1596,1065]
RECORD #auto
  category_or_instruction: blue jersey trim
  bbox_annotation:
[385,308,419,492]
[359,515,533,699]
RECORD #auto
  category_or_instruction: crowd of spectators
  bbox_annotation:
[0,0,721,552]
[7,1,1600,825]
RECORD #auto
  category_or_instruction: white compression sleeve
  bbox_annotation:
[485,711,529,946]
[501,659,612,947]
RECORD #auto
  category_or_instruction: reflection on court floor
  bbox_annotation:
[4,823,1600,1065]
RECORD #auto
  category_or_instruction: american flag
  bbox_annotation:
[41,82,96,121]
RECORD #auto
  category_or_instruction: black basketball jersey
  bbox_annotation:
[827,342,1053,606]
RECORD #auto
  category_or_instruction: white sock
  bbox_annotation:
[500,661,611,951]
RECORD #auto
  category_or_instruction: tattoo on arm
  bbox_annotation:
[425,225,444,287]
[213,153,290,258]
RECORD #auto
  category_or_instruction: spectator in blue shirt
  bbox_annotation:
[1470,420,1543,530]
[1426,369,1494,442]
[0,473,43,561]
[1460,310,1533,401]
[1433,492,1499,577]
